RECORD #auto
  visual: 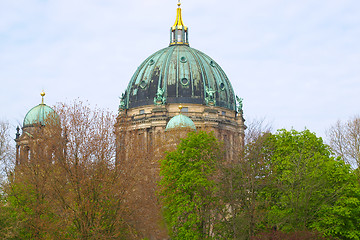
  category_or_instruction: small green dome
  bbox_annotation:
[165,114,196,131]
[23,103,58,127]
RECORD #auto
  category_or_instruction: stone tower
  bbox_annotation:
[15,92,61,165]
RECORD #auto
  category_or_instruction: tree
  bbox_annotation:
[158,131,223,240]
[0,120,14,178]
[218,119,272,240]
[311,172,360,240]
[260,129,355,235]
[327,116,360,167]
[221,127,360,240]
[115,113,172,240]
[244,118,273,146]
[0,120,16,239]
[2,101,136,239]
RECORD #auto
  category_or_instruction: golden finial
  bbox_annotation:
[40,90,45,104]
[172,0,187,31]
[179,104,183,112]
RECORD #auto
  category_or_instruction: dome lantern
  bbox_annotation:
[170,1,189,46]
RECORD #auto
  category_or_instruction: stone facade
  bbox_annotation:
[114,103,245,239]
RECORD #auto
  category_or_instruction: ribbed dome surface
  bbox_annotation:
[165,114,196,131]
[122,44,236,111]
[23,104,58,127]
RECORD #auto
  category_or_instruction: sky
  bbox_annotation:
[0,0,359,140]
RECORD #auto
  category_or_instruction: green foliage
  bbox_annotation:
[2,177,64,239]
[0,184,14,239]
[252,230,329,240]
[159,131,223,240]
[259,129,359,238]
[312,176,360,240]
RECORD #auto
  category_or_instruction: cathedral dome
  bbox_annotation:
[119,2,236,112]
[23,92,59,127]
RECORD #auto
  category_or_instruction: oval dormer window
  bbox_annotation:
[140,80,147,89]
[181,77,189,86]
[219,83,225,91]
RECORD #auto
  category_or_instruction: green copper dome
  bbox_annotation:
[121,45,236,111]
[23,103,58,127]
[119,3,237,111]
[165,114,196,131]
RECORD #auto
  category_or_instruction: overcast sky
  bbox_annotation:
[1,0,359,140]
